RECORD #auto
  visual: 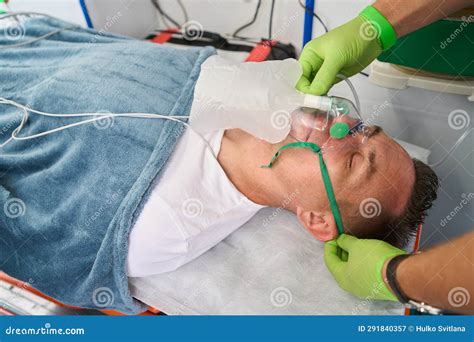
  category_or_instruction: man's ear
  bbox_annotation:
[296,207,338,241]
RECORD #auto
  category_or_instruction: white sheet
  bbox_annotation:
[129,141,430,315]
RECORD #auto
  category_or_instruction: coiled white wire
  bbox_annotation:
[0,97,223,158]
[0,12,77,49]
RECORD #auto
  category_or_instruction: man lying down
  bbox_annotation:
[0,16,438,313]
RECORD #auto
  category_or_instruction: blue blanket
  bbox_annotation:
[0,16,215,314]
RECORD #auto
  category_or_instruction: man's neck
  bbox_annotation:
[217,129,287,208]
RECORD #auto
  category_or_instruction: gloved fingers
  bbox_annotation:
[336,233,358,252]
[324,239,338,252]
[340,249,349,262]
[309,59,344,95]
[339,64,368,79]
[295,75,311,93]
[336,245,342,258]
[324,240,346,277]
[296,55,323,93]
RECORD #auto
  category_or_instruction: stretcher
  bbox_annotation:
[0,140,428,315]
[128,141,429,315]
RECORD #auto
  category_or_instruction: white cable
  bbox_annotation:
[0,98,217,159]
[0,106,28,148]
[0,97,188,119]
[0,26,75,49]
[0,12,78,49]
[0,11,68,21]
[428,128,471,168]
[336,73,361,114]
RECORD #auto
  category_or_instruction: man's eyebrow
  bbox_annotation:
[368,125,382,138]
[367,148,376,177]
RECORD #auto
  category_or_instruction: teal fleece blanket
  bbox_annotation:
[0,15,215,314]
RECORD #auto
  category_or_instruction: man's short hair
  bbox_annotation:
[375,159,439,248]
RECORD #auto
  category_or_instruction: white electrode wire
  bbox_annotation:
[0,12,77,49]
[0,11,66,21]
[428,128,472,168]
[0,26,74,49]
[0,106,28,148]
[0,98,218,159]
[0,97,187,119]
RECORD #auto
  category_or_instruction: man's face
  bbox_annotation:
[322,125,415,223]
[280,114,415,240]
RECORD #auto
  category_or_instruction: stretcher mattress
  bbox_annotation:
[129,141,429,315]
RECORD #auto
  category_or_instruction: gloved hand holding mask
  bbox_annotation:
[297,5,397,95]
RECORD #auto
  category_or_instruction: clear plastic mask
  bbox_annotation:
[288,97,369,153]
[189,55,368,151]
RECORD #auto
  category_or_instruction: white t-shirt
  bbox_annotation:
[126,129,265,277]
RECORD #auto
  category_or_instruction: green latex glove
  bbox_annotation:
[296,16,382,95]
[324,234,406,301]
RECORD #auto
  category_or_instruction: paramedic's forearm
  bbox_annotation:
[373,0,472,38]
[384,231,474,314]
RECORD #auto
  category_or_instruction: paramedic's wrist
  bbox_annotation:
[385,252,426,307]
[372,1,403,39]
[382,257,395,296]
[382,254,412,304]
[372,0,471,38]
[359,5,397,50]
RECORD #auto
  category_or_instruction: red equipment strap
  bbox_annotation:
[151,28,179,44]
[245,40,276,62]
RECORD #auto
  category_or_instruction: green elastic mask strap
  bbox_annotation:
[261,141,345,235]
